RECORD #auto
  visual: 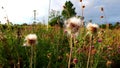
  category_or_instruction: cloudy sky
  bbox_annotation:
[0,0,120,24]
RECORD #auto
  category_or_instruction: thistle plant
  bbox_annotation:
[79,0,85,27]
[64,17,82,68]
[24,34,37,68]
[100,7,109,29]
[86,23,99,68]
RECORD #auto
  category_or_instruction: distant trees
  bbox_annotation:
[22,23,28,26]
[49,15,60,26]
[114,22,120,29]
[49,9,60,20]
[49,1,76,27]
[48,9,64,27]
[62,1,76,19]
[100,22,120,29]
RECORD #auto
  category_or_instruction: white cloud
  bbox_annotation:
[0,0,120,24]
[51,0,66,11]
[0,0,49,24]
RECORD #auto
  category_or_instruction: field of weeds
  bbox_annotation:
[0,24,120,68]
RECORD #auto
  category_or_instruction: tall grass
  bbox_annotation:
[0,24,120,68]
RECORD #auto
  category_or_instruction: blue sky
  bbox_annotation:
[0,0,120,24]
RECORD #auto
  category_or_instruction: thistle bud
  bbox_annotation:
[101,7,104,12]
[82,5,85,8]
[100,16,104,18]
[80,0,82,2]
[73,58,78,64]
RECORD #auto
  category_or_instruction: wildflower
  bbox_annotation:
[58,56,63,61]
[82,5,85,8]
[100,16,104,18]
[76,48,81,54]
[98,39,102,43]
[91,45,95,49]
[66,53,70,58]
[86,23,99,34]
[100,7,104,12]
[98,29,105,38]
[80,0,82,2]
[23,43,29,47]
[47,53,51,59]
[73,58,78,64]
[64,17,82,37]
[107,46,113,51]
[24,34,37,46]
[64,29,67,34]
[91,49,97,55]
[106,60,112,67]
[118,46,120,49]
[75,40,79,44]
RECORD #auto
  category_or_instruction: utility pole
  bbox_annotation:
[33,10,36,24]
[48,0,51,30]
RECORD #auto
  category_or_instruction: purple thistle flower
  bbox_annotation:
[98,39,102,43]
[73,58,78,64]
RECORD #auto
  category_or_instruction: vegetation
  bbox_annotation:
[49,1,76,26]
[62,1,76,19]
[0,23,120,68]
[0,0,120,68]
[100,22,120,29]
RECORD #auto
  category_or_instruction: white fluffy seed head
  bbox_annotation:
[86,23,99,30]
[86,23,99,34]
[64,17,82,28]
[64,17,82,36]
[25,34,37,40]
[24,34,37,46]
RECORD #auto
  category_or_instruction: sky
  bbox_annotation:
[0,0,120,24]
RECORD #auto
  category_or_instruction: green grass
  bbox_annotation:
[0,24,120,68]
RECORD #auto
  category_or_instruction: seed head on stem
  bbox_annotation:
[23,34,37,46]
[86,23,99,35]
[64,17,82,38]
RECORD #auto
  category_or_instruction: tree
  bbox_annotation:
[114,22,120,29]
[62,1,76,19]
[49,16,63,27]
[49,16,60,26]
[49,9,60,19]
[100,24,106,29]
[48,9,64,27]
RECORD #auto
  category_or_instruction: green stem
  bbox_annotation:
[17,57,20,68]
[47,58,51,68]
[73,37,77,68]
[68,35,73,68]
[86,35,93,68]
[34,46,36,68]
[30,46,33,68]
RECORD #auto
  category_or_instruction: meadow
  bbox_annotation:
[0,24,120,68]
